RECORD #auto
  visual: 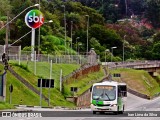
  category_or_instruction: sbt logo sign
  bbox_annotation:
[25,9,44,29]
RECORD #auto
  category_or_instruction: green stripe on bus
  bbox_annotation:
[118,97,123,110]
[92,100,103,105]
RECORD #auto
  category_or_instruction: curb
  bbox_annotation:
[14,105,89,110]
[15,105,61,109]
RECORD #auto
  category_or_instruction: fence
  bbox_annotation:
[9,53,99,65]
[5,52,99,65]
[0,45,100,64]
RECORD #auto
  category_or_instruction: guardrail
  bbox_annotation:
[102,60,160,69]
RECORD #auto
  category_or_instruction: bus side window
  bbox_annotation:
[118,85,127,97]
[118,92,122,97]
[118,88,122,97]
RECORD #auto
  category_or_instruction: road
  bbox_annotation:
[1,93,160,120]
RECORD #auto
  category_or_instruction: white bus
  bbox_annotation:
[90,81,127,114]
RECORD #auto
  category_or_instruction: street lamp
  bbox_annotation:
[105,49,110,66]
[62,5,66,55]
[76,37,80,54]
[70,21,73,55]
[0,4,39,30]
[69,39,72,55]
[78,43,82,64]
[102,0,104,12]
[78,43,82,55]
[1,4,39,62]
[111,46,117,62]
[45,20,53,23]
[38,20,53,59]
[123,35,126,64]
[85,15,89,54]
[125,0,128,17]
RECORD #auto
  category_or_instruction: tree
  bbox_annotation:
[152,42,160,59]
[153,32,160,43]
[145,0,160,28]
[89,24,122,49]
[0,0,12,16]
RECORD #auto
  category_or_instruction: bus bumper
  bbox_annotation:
[90,104,117,111]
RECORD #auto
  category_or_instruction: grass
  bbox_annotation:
[111,68,160,97]
[0,102,15,110]
[63,67,105,97]
[2,60,160,109]
[8,60,80,107]
[0,64,48,108]
[10,61,80,88]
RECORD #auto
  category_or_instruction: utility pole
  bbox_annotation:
[5,12,9,54]
[38,0,41,60]
[85,15,89,54]
[3,12,9,102]
[71,21,73,55]
[125,0,128,17]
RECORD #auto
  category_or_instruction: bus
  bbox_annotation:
[90,81,127,114]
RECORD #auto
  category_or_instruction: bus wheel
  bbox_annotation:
[93,111,96,114]
[119,106,124,114]
[114,107,119,115]
[114,111,118,115]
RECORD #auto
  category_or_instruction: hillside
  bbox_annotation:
[8,60,80,107]
[111,68,160,97]
[1,60,160,110]
[0,64,48,107]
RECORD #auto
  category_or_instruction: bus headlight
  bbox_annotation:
[110,104,117,107]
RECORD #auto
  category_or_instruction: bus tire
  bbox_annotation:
[114,111,118,115]
[93,111,96,114]
[119,105,124,114]
[114,106,119,115]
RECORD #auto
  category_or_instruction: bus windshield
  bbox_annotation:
[92,85,116,101]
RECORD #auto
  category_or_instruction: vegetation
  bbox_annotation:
[63,67,104,97]
[8,61,80,107]
[0,0,160,61]
[0,64,48,107]
[1,60,160,109]
[0,102,15,110]
[111,68,160,97]
[1,0,160,109]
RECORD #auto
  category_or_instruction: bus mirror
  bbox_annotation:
[90,86,92,92]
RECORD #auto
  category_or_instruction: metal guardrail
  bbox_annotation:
[102,60,160,69]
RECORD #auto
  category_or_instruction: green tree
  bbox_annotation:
[153,32,160,43]
[89,24,122,49]
[90,37,106,61]
[0,0,12,16]
[152,42,160,59]
[145,0,160,28]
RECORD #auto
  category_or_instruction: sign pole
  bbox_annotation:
[60,69,62,92]
[48,60,52,106]
[31,28,35,61]
[9,84,13,104]
[9,91,12,104]
[40,78,42,107]
[34,51,36,75]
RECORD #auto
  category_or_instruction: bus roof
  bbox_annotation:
[92,80,126,86]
